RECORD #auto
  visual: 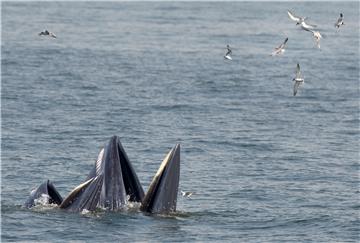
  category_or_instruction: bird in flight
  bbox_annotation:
[335,13,344,29]
[271,37,288,56]
[292,63,304,96]
[309,30,323,49]
[224,44,232,60]
[287,10,307,25]
[181,191,194,198]
[39,30,56,38]
[299,20,317,31]
[287,10,317,30]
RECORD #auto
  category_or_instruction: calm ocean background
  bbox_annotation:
[1,1,359,242]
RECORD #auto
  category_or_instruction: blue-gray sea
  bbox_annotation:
[1,1,359,242]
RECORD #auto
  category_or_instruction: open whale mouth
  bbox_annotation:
[140,144,180,214]
[25,136,181,215]
[25,180,63,208]
[59,135,145,212]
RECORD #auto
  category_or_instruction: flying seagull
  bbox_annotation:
[181,191,194,198]
[224,44,232,60]
[271,37,288,56]
[301,26,323,49]
[293,63,304,96]
[299,19,317,31]
[287,10,307,25]
[335,13,344,28]
[309,30,322,49]
[287,10,317,30]
[39,30,56,38]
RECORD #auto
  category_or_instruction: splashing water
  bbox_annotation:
[81,209,90,215]
[33,194,50,206]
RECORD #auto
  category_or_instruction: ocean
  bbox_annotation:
[1,1,359,242]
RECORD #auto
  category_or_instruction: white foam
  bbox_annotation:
[33,193,50,206]
[81,209,91,215]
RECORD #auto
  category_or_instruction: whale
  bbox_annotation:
[25,136,181,214]
[59,135,145,212]
[140,144,180,214]
[24,180,63,208]
[59,175,104,212]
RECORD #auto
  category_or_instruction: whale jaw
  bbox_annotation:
[140,144,180,214]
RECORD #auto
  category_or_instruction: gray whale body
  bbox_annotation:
[141,144,180,214]
[25,135,181,214]
[25,180,63,208]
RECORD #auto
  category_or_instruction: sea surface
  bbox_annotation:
[1,2,359,242]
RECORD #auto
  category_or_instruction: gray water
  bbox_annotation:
[1,2,359,242]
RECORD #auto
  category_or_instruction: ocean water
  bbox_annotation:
[1,2,359,242]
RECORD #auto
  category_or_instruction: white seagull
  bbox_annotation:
[181,190,194,198]
[293,63,304,96]
[301,27,323,49]
[224,44,232,60]
[39,30,56,38]
[287,10,307,25]
[309,30,322,49]
[287,10,317,30]
[335,13,344,28]
[271,37,288,56]
[299,19,317,31]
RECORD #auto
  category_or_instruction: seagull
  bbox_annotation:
[293,63,304,96]
[299,19,317,31]
[288,10,317,30]
[287,10,307,25]
[181,190,194,198]
[224,44,232,60]
[301,27,323,49]
[335,13,344,28]
[38,30,56,38]
[271,37,288,56]
[309,30,322,49]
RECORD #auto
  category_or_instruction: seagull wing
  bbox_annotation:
[314,36,321,48]
[287,10,300,22]
[316,31,322,38]
[301,21,317,30]
[293,81,301,96]
[279,37,288,49]
[295,63,301,79]
[283,37,289,45]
